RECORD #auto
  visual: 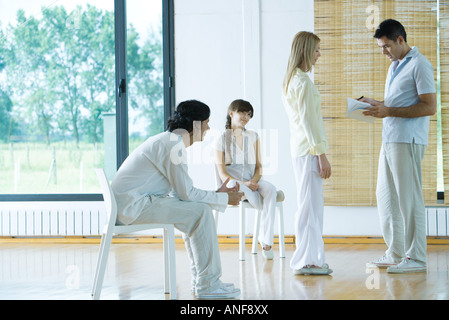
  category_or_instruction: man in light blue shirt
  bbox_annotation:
[361,19,436,273]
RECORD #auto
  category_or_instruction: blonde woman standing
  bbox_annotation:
[282,31,332,275]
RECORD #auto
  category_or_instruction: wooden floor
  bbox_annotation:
[0,241,448,301]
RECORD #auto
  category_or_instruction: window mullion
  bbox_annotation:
[114,0,129,169]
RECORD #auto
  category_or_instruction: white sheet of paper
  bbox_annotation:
[346,98,375,123]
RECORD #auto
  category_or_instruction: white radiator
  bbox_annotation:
[0,201,169,237]
[426,206,449,237]
[0,202,106,237]
[0,202,448,237]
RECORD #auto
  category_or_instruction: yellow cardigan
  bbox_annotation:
[282,68,328,157]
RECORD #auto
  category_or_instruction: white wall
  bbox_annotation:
[174,0,382,237]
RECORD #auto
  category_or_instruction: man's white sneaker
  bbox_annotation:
[387,257,427,274]
[191,282,234,293]
[366,255,400,268]
[196,285,240,299]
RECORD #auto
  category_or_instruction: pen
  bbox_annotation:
[357,96,364,100]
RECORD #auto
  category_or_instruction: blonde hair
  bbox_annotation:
[282,31,320,94]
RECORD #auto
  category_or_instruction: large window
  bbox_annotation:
[0,0,173,200]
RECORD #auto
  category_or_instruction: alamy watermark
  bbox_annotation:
[169,124,280,176]
[65,264,80,290]
[365,5,380,31]
[365,268,380,290]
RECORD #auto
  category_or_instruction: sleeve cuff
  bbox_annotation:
[209,192,228,212]
[310,141,328,156]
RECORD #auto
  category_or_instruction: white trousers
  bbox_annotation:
[130,196,223,294]
[290,154,325,269]
[238,180,278,246]
[376,142,427,264]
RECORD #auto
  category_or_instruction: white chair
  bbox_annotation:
[214,181,285,261]
[91,168,177,300]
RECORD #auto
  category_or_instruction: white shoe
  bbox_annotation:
[294,263,333,275]
[191,282,234,293]
[196,284,240,299]
[260,242,273,260]
[366,255,400,268]
[387,257,427,274]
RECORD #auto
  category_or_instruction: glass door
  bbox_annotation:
[0,0,115,195]
[0,0,171,197]
[126,1,164,154]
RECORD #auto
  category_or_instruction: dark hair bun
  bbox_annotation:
[167,100,211,132]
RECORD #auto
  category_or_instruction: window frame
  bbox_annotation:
[0,0,175,202]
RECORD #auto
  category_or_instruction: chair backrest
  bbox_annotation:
[95,168,118,227]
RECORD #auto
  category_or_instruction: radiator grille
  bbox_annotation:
[0,202,105,236]
[426,207,449,237]
[0,203,448,237]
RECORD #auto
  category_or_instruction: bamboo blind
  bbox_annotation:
[314,0,439,206]
[441,0,449,204]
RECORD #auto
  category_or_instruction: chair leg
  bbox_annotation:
[91,236,104,296]
[277,203,285,258]
[252,210,261,254]
[163,228,170,294]
[239,205,245,261]
[164,227,177,300]
[91,231,113,300]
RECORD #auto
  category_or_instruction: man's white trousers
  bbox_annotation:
[132,196,223,295]
[376,142,427,264]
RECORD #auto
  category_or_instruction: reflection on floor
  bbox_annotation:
[0,242,448,300]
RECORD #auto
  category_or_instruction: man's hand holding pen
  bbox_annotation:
[358,96,389,118]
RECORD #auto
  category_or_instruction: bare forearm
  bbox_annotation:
[251,167,262,183]
[362,93,436,119]
[386,101,436,118]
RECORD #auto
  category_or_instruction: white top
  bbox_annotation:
[282,68,328,157]
[212,129,258,182]
[111,131,228,225]
[383,46,436,145]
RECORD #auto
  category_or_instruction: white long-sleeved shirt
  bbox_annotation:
[111,131,228,225]
[282,68,328,157]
